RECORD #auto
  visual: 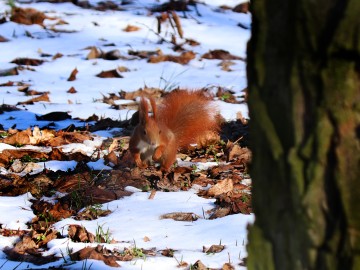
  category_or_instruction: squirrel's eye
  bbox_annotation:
[159,130,161,134]
[143,130,147,135]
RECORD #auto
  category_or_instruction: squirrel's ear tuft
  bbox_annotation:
[149,97,157,119]
[139,97,149,124]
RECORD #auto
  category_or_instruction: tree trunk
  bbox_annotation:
[246,1,360,269]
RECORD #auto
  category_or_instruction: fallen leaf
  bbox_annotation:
[223,262,235,270]
[35,112,71,121]
[68,224,96,243]
[203,244,225,253]
[11,58,44,66]
[161,248,175,257]
[192,260,207,270]
[209,207,231,219]
[17,93,50,105]
[149,51,195,65]
[160,212,200,221]
[202,49,244,61]
[86,46,102,60]
[0,35,9,42]
[70,245,120,267]
[226,143,251,163]
[233,2,250,13]
[104,150,119,166]
[207,178,233,197]
[123,24,141,32]
[10,7,48,26]
[96,69,123,78]
[218,60,235,72]
[185,38,200,46]
[128,49,161,59]
[143,236,151,242]
[3,246,58,265]
[0,67,18,76]
[67,86,77,93]
[52,53,63,60]
[67,68,78,81]
[48,202,74,221]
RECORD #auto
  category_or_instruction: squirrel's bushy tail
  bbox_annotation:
[157,90,219,147]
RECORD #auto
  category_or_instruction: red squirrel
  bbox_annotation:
[129,90,219,171]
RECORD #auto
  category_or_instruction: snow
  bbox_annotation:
[0,193,35,230]
[0,0,252,269]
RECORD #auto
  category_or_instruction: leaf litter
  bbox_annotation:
[0,0,252,269]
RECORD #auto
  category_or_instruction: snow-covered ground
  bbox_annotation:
[0,0,253,269]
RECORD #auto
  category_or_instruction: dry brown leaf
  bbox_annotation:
[219,60,235,72]
[192,260,207,270]
[86,46,102,60]
[3,246,58,265]
[67,86,77,93]
[0,149,48,167]
[223,262,235,270]
[202,49,244,61]
[11,58,44,66]
[70,245,120,267]
[0,67,19,76]
[47,131,91,147]
[209,207,231,219]
[160,212,200,221]
[68,224,96,243]
[52,53,63,60]
[48,202,74,221]
[149,51,195,65]
[143,236,151,242]
[203,244,225,253]
[226,143,251,163]
[123,24,141,32]
[104,150,119,166]
[96,69,123,78]
[67,68,78,81]
[233,2,250,13]
[185,38,200,46]
[0,35,9,42]
[10,7,48,26]
[207,178,233,197]
[18,93,50,105]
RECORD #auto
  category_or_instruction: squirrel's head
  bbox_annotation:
[139,97,161,146]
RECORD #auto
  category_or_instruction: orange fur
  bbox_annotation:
[129,89,219,171]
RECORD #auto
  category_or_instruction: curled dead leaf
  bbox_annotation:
[0,67,19,76]
[202,49,244,61]
[123,24,141,32]
[207,178,233,197]
[226,142,251,163]
[203,244,225,253]
[68,224,95,243]
[11,58,44,66]
[17,93,50,105]
[160,212,200,221]
[70,245,120,267]
[149,51,195,65]
[96,69,123,78]
[67,68,78,81]
[10,7,48,26]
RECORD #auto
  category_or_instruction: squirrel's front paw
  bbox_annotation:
[134,154,147,169]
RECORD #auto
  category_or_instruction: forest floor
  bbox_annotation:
[0,0,253,269]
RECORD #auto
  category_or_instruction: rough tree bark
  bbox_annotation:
[247,1,360,269]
